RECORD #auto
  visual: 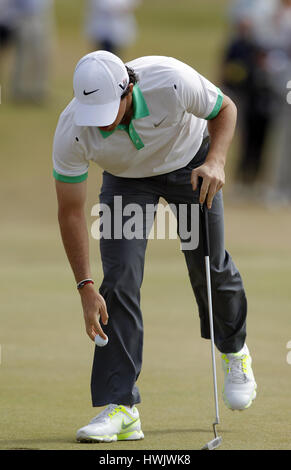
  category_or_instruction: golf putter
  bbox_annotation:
[200,202,222,450]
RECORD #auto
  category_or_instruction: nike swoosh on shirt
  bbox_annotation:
[153,116,167,127]
[121,418,139,430]
[83,89,100,96]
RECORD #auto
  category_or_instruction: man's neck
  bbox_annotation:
[120,95,133,126]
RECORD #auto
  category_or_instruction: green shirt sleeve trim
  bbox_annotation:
[53,169,88,183]
[205,88,223,120]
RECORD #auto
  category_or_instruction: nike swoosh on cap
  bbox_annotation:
[83,89,100,96]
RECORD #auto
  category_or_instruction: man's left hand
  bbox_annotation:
[191,161,225,209]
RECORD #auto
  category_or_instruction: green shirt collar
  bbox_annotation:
[98,84,149,146]
[131,84,150,120]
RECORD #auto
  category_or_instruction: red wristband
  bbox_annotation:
[77,279,94,290]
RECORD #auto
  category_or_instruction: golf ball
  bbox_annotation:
[94,334,108,347]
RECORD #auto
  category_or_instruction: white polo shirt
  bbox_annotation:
[53,56,223,182]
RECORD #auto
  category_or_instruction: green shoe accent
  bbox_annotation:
[117,430,144,441]
[86,434,117,442]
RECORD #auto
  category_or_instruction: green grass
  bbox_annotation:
[1,208,291,450]
[1,0,291,451]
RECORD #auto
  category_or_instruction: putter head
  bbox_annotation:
[201,436,222,450]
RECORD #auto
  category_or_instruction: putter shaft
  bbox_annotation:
[205,255,220,428]
[200,204,222,450]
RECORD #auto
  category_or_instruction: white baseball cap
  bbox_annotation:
[73,51,129,127]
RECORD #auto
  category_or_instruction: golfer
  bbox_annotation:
[53,51,257,442]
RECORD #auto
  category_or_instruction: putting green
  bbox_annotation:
[1,0,291,451]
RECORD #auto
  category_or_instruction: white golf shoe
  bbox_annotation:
[222,344,257,410]
[76,404,144,442]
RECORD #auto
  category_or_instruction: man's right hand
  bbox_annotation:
[55,180,108,342]
[79,285,109,342]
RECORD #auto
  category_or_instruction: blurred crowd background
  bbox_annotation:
[1,0,291,206]
[0,0,140,102]
[222,0,291,206]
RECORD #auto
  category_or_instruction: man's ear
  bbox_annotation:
[128,83,134,94]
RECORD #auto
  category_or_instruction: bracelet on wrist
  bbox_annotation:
[77,278,94,290]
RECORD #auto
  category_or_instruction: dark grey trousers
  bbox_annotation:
[91,141,247,407]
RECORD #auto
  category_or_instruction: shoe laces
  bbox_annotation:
[227,354,248,384]
[90,404,120,424]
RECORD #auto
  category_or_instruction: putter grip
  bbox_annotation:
[201,204,210,257]
[197,177,210,257]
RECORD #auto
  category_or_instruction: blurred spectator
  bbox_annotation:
[222,0,279,189]
[223,0,291,205]
[263,0,291,205]
[84,0,140,57]
[11,0,54,103]
[229,0,277,28]
[0,0,19,61]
